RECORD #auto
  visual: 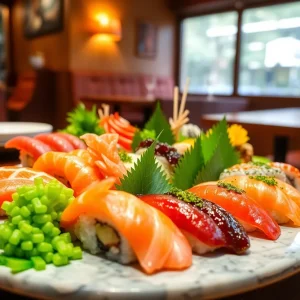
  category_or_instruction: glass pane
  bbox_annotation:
[239,2,300,96]
[180,12,238,95]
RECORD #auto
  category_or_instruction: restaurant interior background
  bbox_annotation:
[0,0,300,157]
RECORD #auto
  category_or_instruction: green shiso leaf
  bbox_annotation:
[194,131,239,185]
[61,103,105,137]
[172,136,204,190]
[145,102,175,145]
[117,141,171,195]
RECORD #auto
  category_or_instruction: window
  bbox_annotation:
[180,1,300,97]
[239,2,300,96]
[180,12,238,95]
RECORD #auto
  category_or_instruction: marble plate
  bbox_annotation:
[0,122,53,146]
[0,227,300,300]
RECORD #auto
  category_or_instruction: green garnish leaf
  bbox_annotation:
[118,150,132,163]
[172,136,204,190]
[249,175,277,186]
[168,187,203,208]
[217,181,245,194]
[117,141,171,194]
[144,102,175,145]
[131,129,156,151]
[61,103,104,137]
[194,130,239,185]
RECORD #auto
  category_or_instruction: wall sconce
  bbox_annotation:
[89,13,122,42]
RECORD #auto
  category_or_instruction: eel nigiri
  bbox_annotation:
[189,182,281,240]
[81,133,127,183]
[5,136,52,167]
[33,152,102,195]
[220,162,287,183]
[61,178,192,274]
[138,194,227,254]
[270,162,300,191]
[53,133,87,150]
[35,134,75,152]
[221,175,300,226]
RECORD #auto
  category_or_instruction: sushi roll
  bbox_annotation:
[61,178,192,274]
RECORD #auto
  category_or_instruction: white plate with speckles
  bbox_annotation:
[0,122,53,147]
[0,226,300,300]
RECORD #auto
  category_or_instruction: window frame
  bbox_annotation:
[177,0,300,99]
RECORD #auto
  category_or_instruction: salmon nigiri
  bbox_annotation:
[68,149,94,166]
[0,166,57,210]
[35,134,74,152]
[53,133,86,149]
[220,175,300,226]
[5,136,52,167]
[189,182,281,240]
[33,152,102,195]
[61,178,192,274]
[81,133,127,183]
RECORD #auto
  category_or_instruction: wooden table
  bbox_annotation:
[80,95,157,125]
[201,108,300,160]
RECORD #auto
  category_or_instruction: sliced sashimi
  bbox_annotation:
[220,175,300,226]
[189,182,281,240]
[61,178,192,274]
[81,133,127,183]
[53,132,87,149]
[138,194,227,254]
[33,152,102,195]
[35,134,75,152]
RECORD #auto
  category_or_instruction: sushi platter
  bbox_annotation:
[1,82,300,299]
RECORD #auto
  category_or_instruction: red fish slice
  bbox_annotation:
[35,134,74,152]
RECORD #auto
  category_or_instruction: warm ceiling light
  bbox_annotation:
[91,13,122,42]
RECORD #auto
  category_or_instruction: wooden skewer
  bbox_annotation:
[98,103,110,119]
[173,86,179,122]
[179,78,190,117]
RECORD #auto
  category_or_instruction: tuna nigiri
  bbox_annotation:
[81,133,127,183]
[189,182,281,240]
[138,194,227,254]
[53,133,87,150]
[35,134,75,152]
[61,178,192,274]
[5,136,52,167]
[269,162,300,191]
[220,175,300,226]
[33,152,102,195]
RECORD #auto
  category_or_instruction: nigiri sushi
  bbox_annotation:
[189,182,281,240]
[269,162,300,191]
[220,162,287,183]
[35,134,75,152]
[138,193,227,254]
[61,178,192,274]
[5,136,52,167]
[220,175,300,226]
[33,152,102,195]
[53,132,86,149]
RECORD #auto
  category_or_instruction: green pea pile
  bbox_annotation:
[0,178,82,273]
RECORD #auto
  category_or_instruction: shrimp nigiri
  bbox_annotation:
[33,152,102,195]
[220,175,300,226]
[189,182,281,240]
[61,178,192,274]
[5,136,52,167]
[81,133,127,183]
[35,134,74,152]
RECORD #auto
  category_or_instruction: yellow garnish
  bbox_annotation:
[227,124,249,147]
[182,139,195,146]
[206,128,213,137]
